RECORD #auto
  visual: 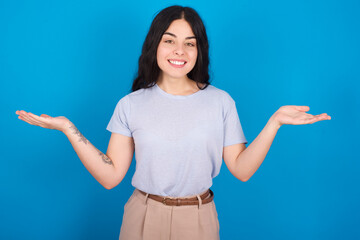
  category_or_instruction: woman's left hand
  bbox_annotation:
[272,105,331,128]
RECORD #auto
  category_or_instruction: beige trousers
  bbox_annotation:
[119,188,220,240]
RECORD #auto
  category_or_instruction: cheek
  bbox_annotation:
[156,47,164,60]
[188,49,198,64]
[156,48,166,64]
[188,46,198,57]
[157,44,172,57]
[156,48,170,70]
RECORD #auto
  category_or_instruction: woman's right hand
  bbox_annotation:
[16,110,72,133]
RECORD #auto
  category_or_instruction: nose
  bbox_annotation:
[174,44,185,56]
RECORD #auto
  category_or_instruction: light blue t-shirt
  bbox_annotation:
[106,83,247,197]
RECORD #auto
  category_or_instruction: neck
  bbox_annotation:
[157,73,201,95]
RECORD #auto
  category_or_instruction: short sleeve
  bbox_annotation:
[223,95,247,146]
[106,95,132,137]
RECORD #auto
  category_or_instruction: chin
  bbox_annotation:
[161,69,192,79]
[168,72,192,79]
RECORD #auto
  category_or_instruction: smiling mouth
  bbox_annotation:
[168,60,187,66]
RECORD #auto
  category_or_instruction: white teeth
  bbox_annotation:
[169,60,186,65]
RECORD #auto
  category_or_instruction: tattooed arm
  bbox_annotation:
[63,122,134,189]
[16,111,134,189]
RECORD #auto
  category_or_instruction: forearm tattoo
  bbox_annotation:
[68,124,112,165]
[98,151,114,165]
[69,124,89,144]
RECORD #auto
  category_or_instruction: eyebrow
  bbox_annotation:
[163,32,196,40]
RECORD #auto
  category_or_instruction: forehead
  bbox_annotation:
[163,19,195,37]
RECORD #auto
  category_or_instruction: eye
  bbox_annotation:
[186,42,196,47]
[164,40,174,44]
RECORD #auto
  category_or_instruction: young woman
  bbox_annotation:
[15,5,331,240]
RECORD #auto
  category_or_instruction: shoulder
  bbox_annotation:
[114,87,149,105]
[205,84,235,104]
[126,85,155,102]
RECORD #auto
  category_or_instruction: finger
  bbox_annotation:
[295,106,310,112]
[305,115,330,124]
[17,110,30,118]
[19,111,41,120]
[18,115,42,126]
[321,114,331,120]
[28,112,52,124]
[298,117,315,124]
[18,111,54,128]
[20,114,50,128]
[17,111,44,125]
[21,112,49,126]
[40,114,52,118]
[299,113,313,118]
[314,113,331,120]
[19,113,42,124]
[18,110,35,119]
[27,112,42,120]
[300,117,318,125]
[20,112,41,123]
[17,110,29,116]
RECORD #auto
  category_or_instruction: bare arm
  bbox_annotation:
[16,110,134,189]
[223,105,331,181]
[232,116,279,181]
[64,123,133,189]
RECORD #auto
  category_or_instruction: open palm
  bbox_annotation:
[16,110,71,132]
[273,105,331,127]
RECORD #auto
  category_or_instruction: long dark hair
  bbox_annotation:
[131,5,210,92]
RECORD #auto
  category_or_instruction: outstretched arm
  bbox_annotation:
[224,105,331,182]
[16,110,134,189]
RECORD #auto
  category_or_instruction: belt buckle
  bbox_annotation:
[162,197,171,205]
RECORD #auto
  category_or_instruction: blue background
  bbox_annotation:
[1,0,359,239]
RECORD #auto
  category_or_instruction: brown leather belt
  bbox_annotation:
[138,189,214,206]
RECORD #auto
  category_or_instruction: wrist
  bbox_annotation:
[61,120,74,135]
[269,114,282,131]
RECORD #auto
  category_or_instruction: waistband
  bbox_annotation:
[137,188,214,206]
